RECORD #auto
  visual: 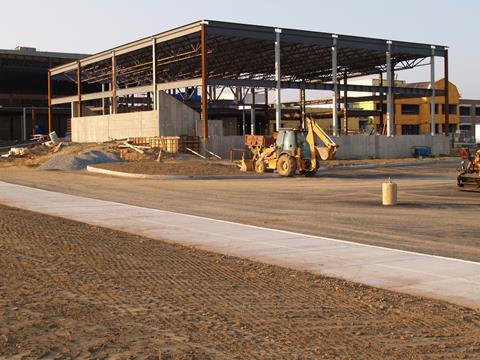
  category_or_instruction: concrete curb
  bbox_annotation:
[86,165,274,180]
[318,159,458,172]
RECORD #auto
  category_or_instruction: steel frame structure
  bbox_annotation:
[49,20,449,138]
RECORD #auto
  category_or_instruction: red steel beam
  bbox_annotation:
[444,48,449,135]
[77,61,82,117]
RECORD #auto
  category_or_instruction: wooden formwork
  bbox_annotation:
[127,135,200,154]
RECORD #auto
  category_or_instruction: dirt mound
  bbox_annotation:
[38,150,122,171]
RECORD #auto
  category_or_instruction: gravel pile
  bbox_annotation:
[38,151,122,171]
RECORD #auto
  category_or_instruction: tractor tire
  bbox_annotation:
[255,160,266,174]
[303,169,317,177]
[277,155,296,177]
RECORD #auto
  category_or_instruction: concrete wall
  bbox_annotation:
[72,110,160,142]
[202,120,244,159]
[158,91,199,136]
[333,135,450,159]
[72,92,201,142]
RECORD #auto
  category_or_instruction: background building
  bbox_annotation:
[459,99,480,143]
[0,46,86,141]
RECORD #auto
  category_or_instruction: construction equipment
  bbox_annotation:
[457,147,480,188]
[241,117,338,177]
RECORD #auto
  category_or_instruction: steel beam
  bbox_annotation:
[444,48,449,135]
[275,29,282,131]
[430,46,436,136]
[379,73,384,131]
[77,61,82,117]
[300,85,306,128]
[251,87,256,134]
[332,36,338,136]
[152,39,157,110]
[47,71,52,133]
[386,41,393,136]
[343,71,348,135]
[111,51,117,114]
[201,23,208,139]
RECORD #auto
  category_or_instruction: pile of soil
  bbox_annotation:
[94,158,251,176]
[0,204,479,358]
[38,150,122,171]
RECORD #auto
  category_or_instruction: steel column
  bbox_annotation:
[430,46,436,136]
[77,61,82,117]
[275,29,282,131]
[201,23,208,139]
[152,38,157,110]
[332,36,338,136]
[31,107,36,136]
[22,108,26,141]
[264,88,269,133]
[47,71,52,134]
[343,71,348,135]
[386,41,393,136]
[101,84,105,115]
[444,48,449,135]
[250,87,256,135]
[111,51,117,114]
[379,73,384,132]
[300,85,306,128]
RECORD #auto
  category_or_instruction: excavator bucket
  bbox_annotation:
[240,157,254,172]
[316,146,337,161]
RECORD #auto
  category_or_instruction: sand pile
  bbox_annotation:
[38,150,122,171]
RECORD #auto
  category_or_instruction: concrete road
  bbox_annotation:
[0,161,479,261]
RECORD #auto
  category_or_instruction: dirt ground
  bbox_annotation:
[1,161,479,262]
[95,159,252,176]
[0,204,479,359]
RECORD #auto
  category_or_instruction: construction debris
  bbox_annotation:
[186,147,206,159]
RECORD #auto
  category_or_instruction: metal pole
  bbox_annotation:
[250,87,255,135]
[111,51,117,114]
[275,29,282,131]
[343,71,348,135]
[299,85,306,128]
[152,38,157,110]
[444,47,450,136]
[101,84,105,115]
[201,23,208,139]
[332,36,338,136]
[22,108,26,141]
[430,46,436,136]
[264,88,269,134]
[31,107,36,136]
[386,41,393,136]
[47,70,52,134]
[379,73,384,132]
[77,61,82,117]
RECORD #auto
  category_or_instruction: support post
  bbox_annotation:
[332,36,338,136]
[444,47,449,136]
[101,83,106,115]
[386,41,393,136]
[77,61,82,117]
[152,38,157,110]
[31,107,36,136]
[430,46,436,136]
[250,87,256,135]
[264,88,269,134]
[201,23,208,139]
[111,51,117,114]
[47,70,52,134]
[275,29,282,131]
[300,85,306,128]
[22,108,26,141]
[379,73,384,132]
[343,71,348,135]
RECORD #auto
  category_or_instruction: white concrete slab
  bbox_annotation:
[0,181,478,309]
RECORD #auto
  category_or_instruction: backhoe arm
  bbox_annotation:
[305,117,338,170]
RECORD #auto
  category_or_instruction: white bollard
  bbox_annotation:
[382,178,397,206]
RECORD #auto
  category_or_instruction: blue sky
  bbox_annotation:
[1,0,478,97]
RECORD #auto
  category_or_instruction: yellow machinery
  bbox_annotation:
[241,117,338,177]
[457,148,480,188]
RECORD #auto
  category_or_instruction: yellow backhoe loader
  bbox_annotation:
[241,117,338,177]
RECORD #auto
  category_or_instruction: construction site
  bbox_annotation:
[1,17,479,359]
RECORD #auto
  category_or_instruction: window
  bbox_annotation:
[401,104,420,115]
[441,104,458,115]
[435,103,440,114]
[476,106,480,116]
[401,125,420,135]
[460,106,471,116]
[375,103,387,112]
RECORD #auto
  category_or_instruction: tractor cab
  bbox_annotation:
[275,129,312,160]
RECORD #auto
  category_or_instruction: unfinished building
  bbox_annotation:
[48,20,451,157]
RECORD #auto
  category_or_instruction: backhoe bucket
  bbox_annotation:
[240,158,254,172]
